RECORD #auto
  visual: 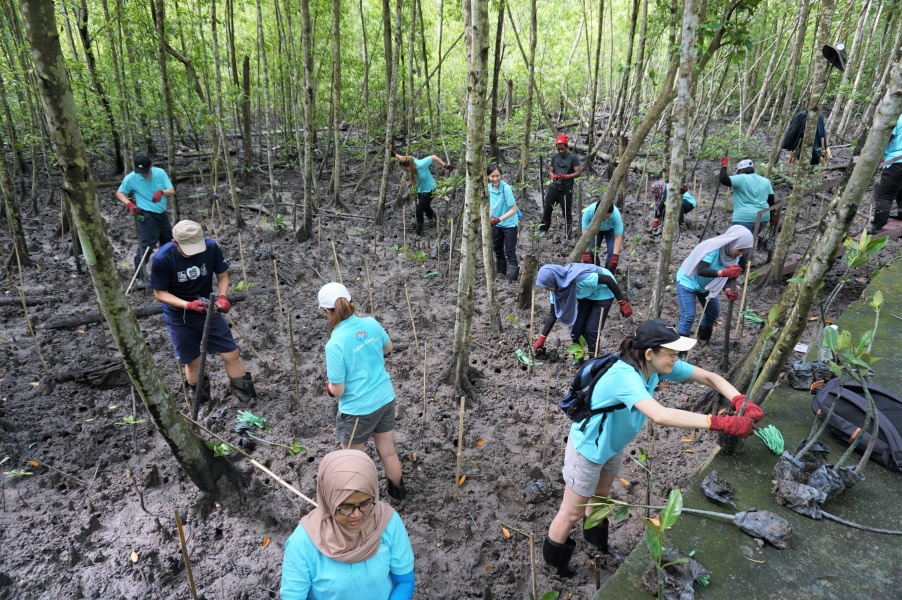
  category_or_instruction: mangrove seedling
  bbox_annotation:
[565,335,589,363]
[237,410,267,430]
[205,441,234,457]
[115,415,146,426]
[4,468,34,479]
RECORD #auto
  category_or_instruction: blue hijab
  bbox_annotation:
[535,263,599,327]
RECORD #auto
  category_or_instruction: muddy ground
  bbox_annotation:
[0,133,892,599]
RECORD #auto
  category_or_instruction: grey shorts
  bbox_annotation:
[335,400,396,445]
[562,438,623,497]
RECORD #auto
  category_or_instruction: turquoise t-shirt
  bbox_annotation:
[549,270,618,305]
[570,359,695,464]
[728,173,772,223]
[413,156,436,193]
[581,204,624,234]
[883,114,902,167]
[280,511,415,600]
[118,167,173,214]
[325,314,394,416]
[675,249,728,293]
[682,192,697,207]
[488,180,519,227]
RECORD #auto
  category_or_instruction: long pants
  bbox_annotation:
[676,284,720,336]
[492,226,518,268]
[135,211,173,269]
[541,186,573,232]
[875,163,902,221]
[416,191,436,224]
[590,228,616,265]
[656,199,696,224]
[571,298,614,352]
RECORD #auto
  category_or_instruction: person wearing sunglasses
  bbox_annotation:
[280,450,415,599]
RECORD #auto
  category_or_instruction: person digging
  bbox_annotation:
[149,220,258,407]
[391,150,453,236]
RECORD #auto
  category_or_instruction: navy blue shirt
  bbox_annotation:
[149,239,229,318]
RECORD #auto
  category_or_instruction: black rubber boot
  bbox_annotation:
[583,517,622,558]
[496,259,507,277]
[542,536,576,577]
[868,210,890,235]
[415,221,424,236]
[387,477,407,500]
[697,326,722,350]
[187,375,211,407]
[229,373,258,402]
[506,265,520,284]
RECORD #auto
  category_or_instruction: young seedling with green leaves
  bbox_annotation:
[565,335,589,364]
[206,441,234,457]
[507,313,538,367]
[235,410,306,458]
[115,415,146,426]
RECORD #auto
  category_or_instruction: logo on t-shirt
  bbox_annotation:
[177,264,208,283]
[356,331,367,342]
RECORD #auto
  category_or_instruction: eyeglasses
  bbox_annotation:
[658,350,680,360]
[336,500,376,516]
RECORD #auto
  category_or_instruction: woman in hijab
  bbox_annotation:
[675,225,754,346]
[280,450,415,600]
[532,263,633,361]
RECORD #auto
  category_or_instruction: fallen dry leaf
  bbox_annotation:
[458,475,467,486]
[808,316,818,321]
[683,449,694,453]
[648,518,661,527]
[27,460,40,467]
[476,439,486,446]
[681,439,694,443]
[130,551,139,563]
[484,565,493,571]
[618,478,631,486]
[108,405,118,411]
[262,537,271,548]
[411,453,418,462]
[659,382,668,389]
[77,330,86,334]
[29,382,39,387]
[501,527,511,539]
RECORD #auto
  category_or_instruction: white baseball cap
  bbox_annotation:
[172,220,206,256]
[735,159,754,173]
[318,282,351,309]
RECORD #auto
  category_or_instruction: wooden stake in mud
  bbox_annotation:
[223,313,268,365]
[722,295,734,371]
[404,282,420,356]
[447,217,454,279]
[13,243,48,376]
[453,396,465,501]
[174,510,199,600]
[365,259,376,317]
[273,259,286,331]
[175,358,191,411]
[348,417,360,447]
[318,217,323,259]
[594,305,604,357]
[330,225,343,284]
[735,258,753,340]
[286,311,301,404]
[498,521,538,600]
[125,246,152,294]
[528,286,536,377]
[541,370,552,466]
[192,295,216,420]
[422,342,428,431]
[402,205,407,246]
[686,296,711,363]
[236,230,250,297]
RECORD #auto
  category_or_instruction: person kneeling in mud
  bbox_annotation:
[532,263,633,364]
[391,150,453,235]
[543,319,762,577]
[650,180,697,231]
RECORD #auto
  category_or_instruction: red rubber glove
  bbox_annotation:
[606,254,619,271]
[709,414,755,438]
[725,288,739,301]
[770,215,779,231]
[152,190,164,202]
[325,382,335,397]
[490,217,501,226]
[730,394,764,423]
[721,264,742,279]
[215,295,231,314]
[126,201,142,216]
[720,156,729,167]
[185,300,208,313]
[532,335,546,351]
[618,299,633,318]
[582,251,592,264]
[444,163,455,171]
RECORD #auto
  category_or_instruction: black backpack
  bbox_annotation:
[560,353,625,441]
[811,377,902,472]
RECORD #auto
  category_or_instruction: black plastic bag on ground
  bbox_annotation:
[836,465,866,490]
[788,361,813,390]
[807,464,845,500]
[733,509,793,550]
[773,452,805,483]
[641,548,710,600]
[700,470,735,507]
[794,438,832,475]
[773,479,826,519]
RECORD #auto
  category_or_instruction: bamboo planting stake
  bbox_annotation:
[403,205,407,246]
[273,259,286,331]
[223,314,268,365]
[453,396,465,501]
[686,296,711,363]
[447,217,454,279]
[348,417,360,447]
[286,312,301,404]
[497,521,537,600]
[174,510,199,600]
[318,217,323,259]
[236,230,250,296]
[125,246,152,294]
[422,342,428,430]
[331,225,343,284]
[735,258,754,340]
[404,282,420,356]
[528,286,536,377]
[594,306,604,357]
[175,358,191,411]
[365,259,376,317]
[13,243,48,376]
[541,371,552,466]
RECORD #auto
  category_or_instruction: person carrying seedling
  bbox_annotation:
[318,282,406,501]
[650,180,697,231]
[390,149,453,236]
[149,220,258,406]
[280,449,415,600]
[542,318,762,577]
[116,153,175,288]
[532,263,633,364]
[487,163,521,284]
[579,200,623,270]
[868,113,902,234]
[718,156,776,235]
[539,134,581,236]
[675,225,753,349]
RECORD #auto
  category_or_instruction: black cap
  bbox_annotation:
[632,319,696,352]
[133,154,152,174]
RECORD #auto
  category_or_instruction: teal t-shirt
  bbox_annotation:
[549,270,617,305]
[413,156,436,194]
[728,173,772,223]
[682,192,697,207]
[325,314,394,416]
[570,359,695,464]
[118,167,173,214]
[883,114,902,167]
[675,249,727,293]
[581,204,624,235]
[280,511,415,600]
[488,180,519,228]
